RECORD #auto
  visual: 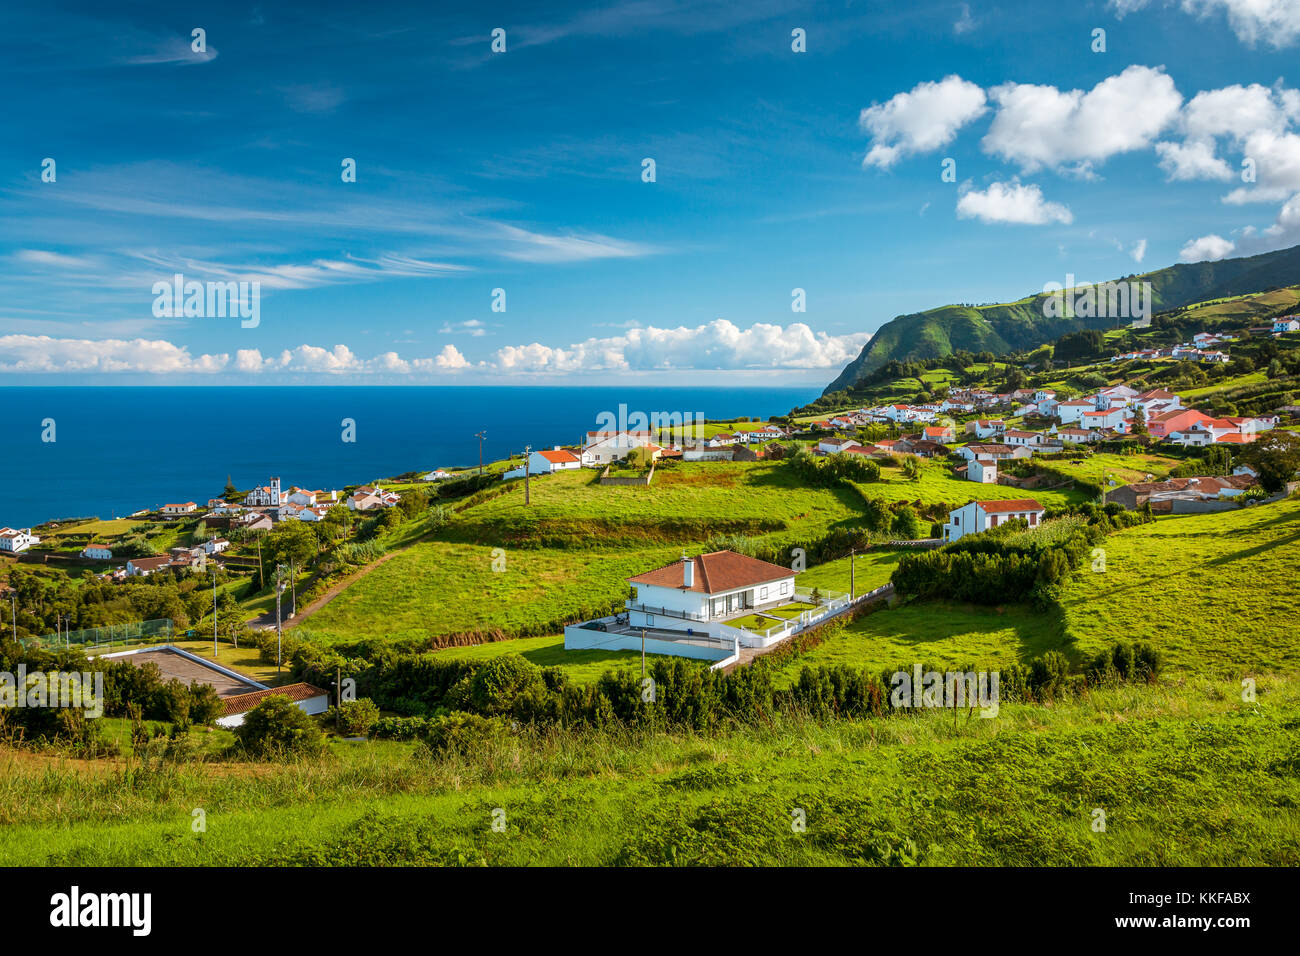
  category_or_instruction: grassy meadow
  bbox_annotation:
[2,674,1295,865]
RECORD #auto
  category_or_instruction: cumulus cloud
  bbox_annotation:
[955,181,1073,225]
[1111,0,1300,49]
[860,75,987,169]
[1155,139,1234,181]
[493,320,871,373]
[434,344,470,369]
[1179,233,1236,261]
[982,66,1182,173]
[1131,238,1148,263]
[1222,129,1300,203]
[0,335,228,374]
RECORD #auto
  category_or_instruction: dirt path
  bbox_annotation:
[247,551,403,631]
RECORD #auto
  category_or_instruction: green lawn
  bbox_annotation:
[1036,452,1182,487]
[769,601,1064,687]
[299,541,679,646]
[425,633,705,684]
[856,460,1086,512]
[1059,495,1300,676]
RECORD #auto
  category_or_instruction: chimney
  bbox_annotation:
[683,557,694,588]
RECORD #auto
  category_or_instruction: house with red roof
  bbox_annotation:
[942,499,1046,542]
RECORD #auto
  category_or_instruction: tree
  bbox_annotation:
[222,475,238,500]
[900,455,922,480]
[892,506,923,539]
[1237,430,1300,492]
[265,521,316,616]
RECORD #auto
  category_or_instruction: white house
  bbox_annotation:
[161,502,197,515]
[818,437,861,454]
[421,469,454,481]
[1056,399,1096,425]
[199,538,230,555]
[1273,316,1300,333]
[966,420,1005,439]
[1080,407,1129,430]
[0,527,40,553]
[504,447,583,479]
[625,551,797,631]
[348,486,400,511]
[126,555,173,577]
[968,459,998,483]
[245,478,283,507]
[1003,429,1046,447]
[81,544,113,560]
[581,431,654,466]
[957,443,1016,462]
[943,499,1046,542]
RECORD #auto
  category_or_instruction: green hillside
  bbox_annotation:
[824,243,1300,394]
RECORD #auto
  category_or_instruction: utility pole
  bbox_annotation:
[275,564,284,674]
[475,431,487,475]
[8,590,15,644]
[524,444,531,506]
[850,547,855,599]
[212,566,218,656]
[641,628,646,679]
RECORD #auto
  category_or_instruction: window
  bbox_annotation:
[646,615,654,626]
[781,582,789,595]
[760,587,768,600]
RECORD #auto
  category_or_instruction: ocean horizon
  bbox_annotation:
[0,385,817,528]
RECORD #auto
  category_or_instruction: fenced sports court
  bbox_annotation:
[20,618,173,653]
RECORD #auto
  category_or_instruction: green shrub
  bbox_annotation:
[468,655,548,716]
[233,695,324,758]
[421,712,507,756]
[332,698,380,736]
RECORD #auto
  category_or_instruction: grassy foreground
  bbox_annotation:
[1,674,1296,865]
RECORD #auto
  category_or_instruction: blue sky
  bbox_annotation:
[3,0,1300,386]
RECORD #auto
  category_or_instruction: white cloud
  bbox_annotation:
[955,181,1073,225]
[493,320,871,373]
[1222,129,1300,202]
[1179,233,1236,261]
[434,344,470,369]
[860,75,987,169]
[439,319,487,337]
[0,335,228,374]
[1131,238,1148,263]
[982,66,1182,172]
[1110,1,1300,47]
[234,349,265,373]
[1155,139,1235,181]
[953,4,977,34]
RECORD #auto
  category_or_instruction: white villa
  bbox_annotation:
[968,459,998,483]
[0,527,40,553]
[504,447,583,479]
[81,544,113,560]
[580,430,655,467]
[565,550,855,666]
[943,499,1046,542]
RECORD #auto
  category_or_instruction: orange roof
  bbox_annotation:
[220,683,329,717]
[537,448,580,464]
[976,498,1045,514]
[628,550,793,594]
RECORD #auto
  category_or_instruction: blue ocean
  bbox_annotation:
[0,386,816,527]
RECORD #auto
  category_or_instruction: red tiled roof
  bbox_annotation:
[220,682,329,717]
[538,448,580,464]
[976,498,1045,514]
[628,550,794,594]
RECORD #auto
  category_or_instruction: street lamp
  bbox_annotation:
[211,566,219,656]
